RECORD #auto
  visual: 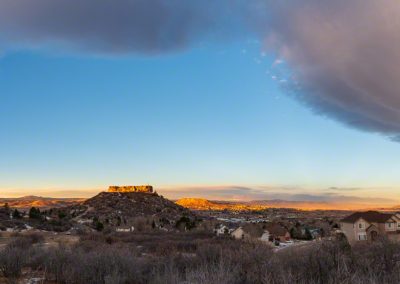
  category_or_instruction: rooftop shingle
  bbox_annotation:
[341,211,394,223]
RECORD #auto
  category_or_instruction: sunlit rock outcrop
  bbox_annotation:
[108,185,153,193]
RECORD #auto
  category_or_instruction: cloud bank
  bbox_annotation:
[1,0,400,138]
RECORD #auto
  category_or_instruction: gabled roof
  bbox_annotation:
[341,211,394,224]
[263,223,288,236]
[366,224,379,232]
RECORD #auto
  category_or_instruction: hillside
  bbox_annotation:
[175,198,217,210]
[0,191,197,232]
[64,192,196,231]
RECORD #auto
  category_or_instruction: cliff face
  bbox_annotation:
[108,185,153,193]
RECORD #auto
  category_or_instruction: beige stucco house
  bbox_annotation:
[340,211,400,244]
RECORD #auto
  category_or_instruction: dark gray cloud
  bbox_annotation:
[0,0,251,53]
[261,0,400,140]
[1,0,400,138]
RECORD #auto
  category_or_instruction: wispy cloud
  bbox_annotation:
[325,187,362,192]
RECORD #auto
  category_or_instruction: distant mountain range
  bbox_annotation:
[0,195,394,212]
[0,196,85,210]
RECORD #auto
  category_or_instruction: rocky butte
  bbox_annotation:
[108,185,153,193]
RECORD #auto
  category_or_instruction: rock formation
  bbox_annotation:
[108,185,153,193]
[65,190,195,231]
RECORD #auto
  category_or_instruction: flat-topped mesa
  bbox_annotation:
[108,185,153,193]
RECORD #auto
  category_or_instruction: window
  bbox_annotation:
[358,233,367,241]
[386,222,395,230]
[358,223,364,229]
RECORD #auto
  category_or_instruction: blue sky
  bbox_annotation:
[1,0,400,203]
[1,42,400,201]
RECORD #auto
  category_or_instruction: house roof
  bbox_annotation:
[263,223,288,236]
[341,211,394,224]
[242,224,264,238]
[366,224,379,232]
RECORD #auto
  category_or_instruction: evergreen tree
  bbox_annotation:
[58,211,67,219]
[95,221,104,231]
[3,202,10,213]
[12,209,21,219]
[29,207,41,219]
[92,216,104,231]
[304,228,313,240]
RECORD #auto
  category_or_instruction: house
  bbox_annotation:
[231,224,264,240]
[214,224,228,236]
[231,223,290,244]
[115,226,135,233]
[262,223,291,242]
[231,226,245,239]
[340,211,400,244]
[214,224,233,236]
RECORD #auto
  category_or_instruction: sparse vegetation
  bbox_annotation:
[1,231,400,283]
[0,233,44,279]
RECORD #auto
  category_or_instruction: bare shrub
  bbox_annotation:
[41,245,152,284]
[3,230,400,284]
[6,233,44,250]
[0,232,46,279]
[24,232,45,244]
[351,237,400,283]
[0,246,28,278]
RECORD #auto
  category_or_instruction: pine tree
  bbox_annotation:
[12,209,21,219]
[29,207,41,219]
